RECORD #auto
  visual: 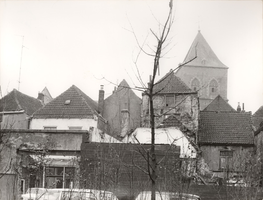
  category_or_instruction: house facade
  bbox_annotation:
[0,89,43,129]
[101,80,141,138]
[175,31,228,110]
[141,71,199,141]
[30,85,107,132]
[198,98,254,178]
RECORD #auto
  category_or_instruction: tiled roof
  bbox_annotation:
[199,111,254,145]
[203,95,236,112]
[0,89,43,116]
[153,71,193,94]
[33,85,99,118]
[183,31,227,68]
[158,115,182,128]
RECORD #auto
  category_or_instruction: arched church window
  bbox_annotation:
[209,79,218,95]
[191,78,200,91]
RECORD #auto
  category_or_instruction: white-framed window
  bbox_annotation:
[68,126,82,130]
[44,126,57,130]
[45,167,75,188]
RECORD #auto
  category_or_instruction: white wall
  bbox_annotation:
[124,127,197,158]
[30,118,98,130]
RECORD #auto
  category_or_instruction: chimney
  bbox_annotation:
[119,109,130,138]
[242,103,245,112]
[98,85,104,115]
[237,102,241,112]
[37,92,44,104]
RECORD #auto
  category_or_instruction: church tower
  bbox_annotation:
[175,31,228,110]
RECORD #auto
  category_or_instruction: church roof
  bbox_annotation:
[0,89,43,116]
[33,85,99,119]
[183,31,228,68]
[203,95,236,112]
[153,71,193,94]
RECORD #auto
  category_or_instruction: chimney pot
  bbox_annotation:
[98,86,105,115]
[237,102,241,112]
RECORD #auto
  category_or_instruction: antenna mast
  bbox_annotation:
[18,36,24,91]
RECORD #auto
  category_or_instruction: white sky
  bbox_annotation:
[0,0,262,113]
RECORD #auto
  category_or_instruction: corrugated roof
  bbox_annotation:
[153,71,193,94]
[199,111,254,145]
[183,31,228,68]
[203,95,236,112]
[33,85,99,118]
[0,89,43,116]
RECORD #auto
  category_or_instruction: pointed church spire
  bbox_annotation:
[183,31,228,68]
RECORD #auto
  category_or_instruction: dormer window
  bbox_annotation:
[65,100,71,105]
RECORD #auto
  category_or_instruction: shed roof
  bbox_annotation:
[0,89,43,116]
[33,85,99,118]
[199,111,254,145]
[183,31,227,68]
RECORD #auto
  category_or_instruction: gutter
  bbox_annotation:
[0,110,25,114]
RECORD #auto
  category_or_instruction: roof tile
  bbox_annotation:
[199,111,254,145]
[153,71,193,94]
[33,85,99,118]
[203,95,236,112]
[0,89,43,115]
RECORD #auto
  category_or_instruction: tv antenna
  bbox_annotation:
[18,35,25,91]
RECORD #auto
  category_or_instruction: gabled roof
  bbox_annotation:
[254,106,263,117]
[199,111,254,145]
[0,89,43,116]
[252,105,263,129]
[203,95,236,112]
[33,85,99,119]
[153,71,193,94]
[158,115,182,128]
[183,31,227,68]
[41,87,53,104]
[105,79,141,101]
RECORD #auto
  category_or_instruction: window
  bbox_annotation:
[68,126,82,130]
[166,95,174,107]
[20,179,25,194]
[219,150,233,170]
[46,167,75,188]
[209,79,218,95]
[44,126,57,130]
[191,78,200,91]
